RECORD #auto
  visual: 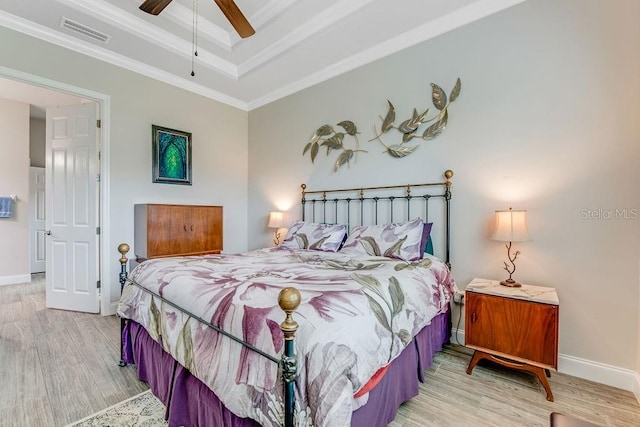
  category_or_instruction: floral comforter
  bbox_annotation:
[117,247,456,426]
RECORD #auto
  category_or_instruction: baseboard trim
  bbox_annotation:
[558,353,638,393]
[451,327,639,403]
[450,327,465,346]
[107,301,118,316]
[0,274,31,286]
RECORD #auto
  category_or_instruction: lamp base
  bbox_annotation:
[500,279,522,287]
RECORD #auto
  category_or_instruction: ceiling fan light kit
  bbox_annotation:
[139,0,255,38]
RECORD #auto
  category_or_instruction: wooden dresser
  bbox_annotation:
[134,204,223,261]
[464,278,559,401]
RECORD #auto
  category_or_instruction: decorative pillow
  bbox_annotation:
[424,234,434,256]
[280,221,347,252]
[420,222,434,258]
[340,218,425,261]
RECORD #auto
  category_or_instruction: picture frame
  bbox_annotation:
[152,125,192,185]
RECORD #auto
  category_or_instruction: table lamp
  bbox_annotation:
[490,207,532,287]
[268,211,285,246]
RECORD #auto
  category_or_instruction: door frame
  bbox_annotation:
[1,65,113,315]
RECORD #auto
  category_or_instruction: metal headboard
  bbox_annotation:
[301,170,453,267]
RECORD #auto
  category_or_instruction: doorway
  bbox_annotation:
[0,65,112,315]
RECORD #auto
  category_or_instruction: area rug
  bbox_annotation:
[66,390,167,427]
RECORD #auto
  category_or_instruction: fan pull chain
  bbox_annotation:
[194,0,199,57]
[191,0,199,76]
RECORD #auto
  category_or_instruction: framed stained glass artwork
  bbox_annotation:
[152,125,192,185]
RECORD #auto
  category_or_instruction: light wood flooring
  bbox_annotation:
[2,276,639,426]
[390,346,640,427]
[0,275,147,427]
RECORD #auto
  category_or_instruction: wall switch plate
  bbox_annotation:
[453,291,465,304]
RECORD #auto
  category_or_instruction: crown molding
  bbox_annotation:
[0,10,248,110]
[250,0,298,29]
[3,0,526,111]
[238,0,376,77]
[227,0,297,47]
[247,0,526,109]
[57,0,238,78]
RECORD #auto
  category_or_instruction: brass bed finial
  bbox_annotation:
[444,170,454,188]
[279,287,301,340]
[118,243,130,266]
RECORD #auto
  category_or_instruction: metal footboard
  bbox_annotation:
[116,244,301,427]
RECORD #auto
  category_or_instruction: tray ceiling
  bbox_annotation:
[1,0,524,110]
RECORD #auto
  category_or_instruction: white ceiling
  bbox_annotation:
[0,78,87,119]
[0,0,524,111]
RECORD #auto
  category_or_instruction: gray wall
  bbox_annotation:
[0,99,29,283]
[1,0,638,392]
[248,0,640,374]
[1,26,249,308]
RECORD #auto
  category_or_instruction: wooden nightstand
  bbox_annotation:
[464,278,559,401]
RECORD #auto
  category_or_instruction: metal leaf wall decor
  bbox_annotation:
[302,121,366,172]
[302,78,461,172]
[370,78,461,158]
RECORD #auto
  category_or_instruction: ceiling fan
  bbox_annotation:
[139,0,255,38]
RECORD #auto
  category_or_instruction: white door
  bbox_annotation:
[45,103,100,313]
[29,167,46,273]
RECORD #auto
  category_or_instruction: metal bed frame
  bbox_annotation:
[302,169,453,267]
[116,169,453,427]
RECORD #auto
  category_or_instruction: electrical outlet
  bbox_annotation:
[453,291,465,304]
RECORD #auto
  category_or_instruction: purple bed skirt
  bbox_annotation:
[122,309,450,427]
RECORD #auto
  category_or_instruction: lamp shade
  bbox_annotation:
[267,211,285,228]
[490,208,532,242]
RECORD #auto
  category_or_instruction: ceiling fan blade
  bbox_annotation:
[140,0,174,15]
[213,0,255,38]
